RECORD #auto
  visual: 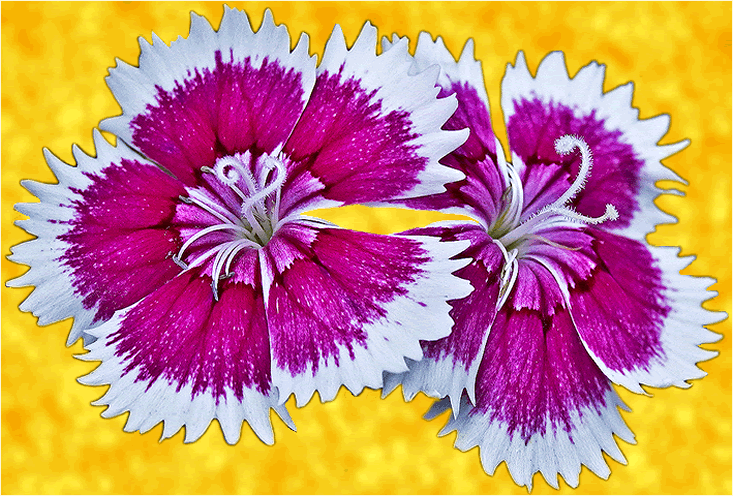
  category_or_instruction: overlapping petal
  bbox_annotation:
[570,228,723,394]
[281,25,467,214]
[261,219,470,407]
[101,8,315,187]
[78,257,293,445]
[416,252,635,490]
[398,219,721,488]
[390,228,639,489]
[101,8,467,215]
[381,33,510,228]
[427,308,634,490]
[384,222,503,412]
[19,135,471,443]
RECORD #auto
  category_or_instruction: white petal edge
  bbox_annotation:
[383,304,496,416]
[319,23,468,200]
[261,226,472,408]
[428,388,635,491]
[574,245,725,395]
[101,7,317,152]
[77,306,295,445]
[385,32,490,111]
[7,129,161,346]
[501,51,689,241]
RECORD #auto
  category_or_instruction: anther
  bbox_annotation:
[178,195,193,204]
[177,152,288,299]
[172,255,188,269]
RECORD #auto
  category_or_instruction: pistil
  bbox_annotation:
[173,151,288,299]
[497,134,618,249]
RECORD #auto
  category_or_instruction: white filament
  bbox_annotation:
[174,224,248,264]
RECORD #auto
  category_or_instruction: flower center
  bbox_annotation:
[489,134,618,310]
[497,134,618,251]
[173,151,287,299]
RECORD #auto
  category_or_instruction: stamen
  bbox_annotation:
[491,162,524,237]
[223,243,243,277]
[498,209,558,247]
[177,152,287,298]
[210,241,241,301]
[184,191,240,225]
[209,239,259,300]
[525,234,584,251]
[493,241,519,311]
[172,255,188,269]
[185,244,227,274]
[211,241,240,281]
[168,249,189,269]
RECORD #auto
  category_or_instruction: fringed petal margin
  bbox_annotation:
[426,307,635,491]
[78,258,294,445]
[281,22,468,214]
[7,130,184,345]
[380,33,509,227]
[383,222,503,414]
[101,7,317,187]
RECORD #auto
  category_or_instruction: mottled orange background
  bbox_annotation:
[2,2,731,494]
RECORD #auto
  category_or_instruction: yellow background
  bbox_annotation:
[2,2,730,494]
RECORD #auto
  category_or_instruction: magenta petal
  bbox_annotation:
[109,269,270,399]
[514,225,600,310]
[437,307,634,490]
[79,256,291,445]
[284,70,423,203]
[262,219,471,407]
[508,97,644,227]
[501,51,689,240]
[509,259,565,314]
[101,8,316,187]
[128,52,311,187]
[8,131,184,344]
[60,158,185,325]
[570,229,722,393]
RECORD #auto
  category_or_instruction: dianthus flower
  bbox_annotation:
[382,34,725,489]
[7,9,473,444]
